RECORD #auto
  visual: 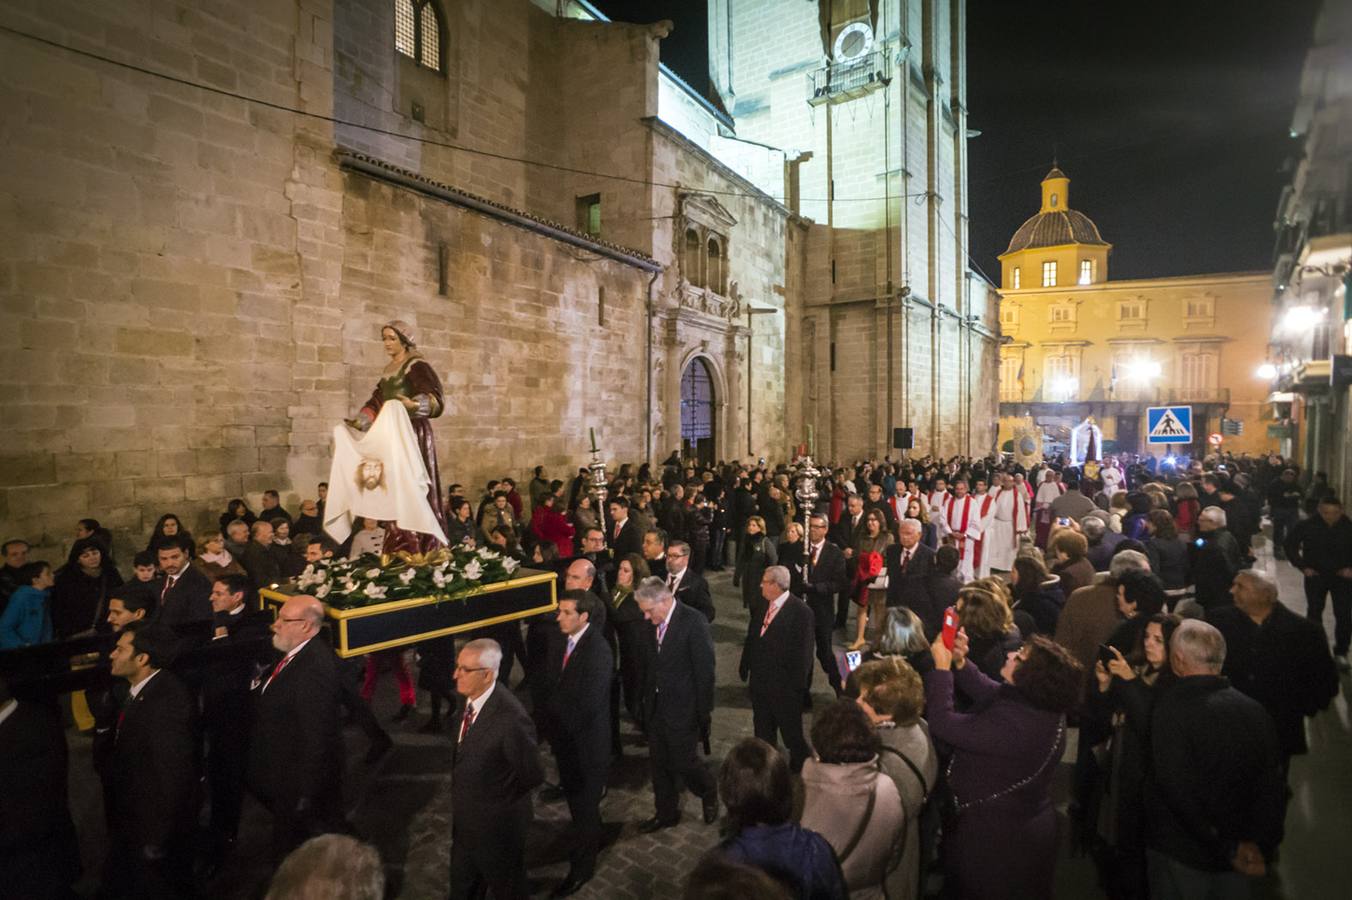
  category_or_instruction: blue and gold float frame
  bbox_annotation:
[260,568,557,659]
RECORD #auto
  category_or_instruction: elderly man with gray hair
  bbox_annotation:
[739,565,815,772]
[635,577,718,832]
[1144,618,1285,896]
[1189,506,1244,610]
[1207,569,1338,766]
[449,637,544,900]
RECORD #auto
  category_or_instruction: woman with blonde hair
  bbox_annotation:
[194,531,246,581]
[734,515,777,609]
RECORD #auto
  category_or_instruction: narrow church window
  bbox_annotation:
[1049,193,1058,208]
[394,0,443,73]
[684,229,702,287]
[577,194,601,236]
[707,237,724,294]
[1079,259,1093,284]
[1042,260,1057,287]
[1012,266,1021,290]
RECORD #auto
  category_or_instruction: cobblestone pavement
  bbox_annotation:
[64,532,1352,898]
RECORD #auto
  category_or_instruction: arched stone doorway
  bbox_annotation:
[680,356,717,466]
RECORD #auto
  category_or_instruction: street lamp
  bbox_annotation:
[1282,305,1326,333]
[1255,363,1278,380]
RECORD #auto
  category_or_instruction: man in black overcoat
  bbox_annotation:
[104,622,199,898]
[635,578,718,832]
[798,514,849,694]
[740,565,814,772]
[543,592,613,896]
[246,594,345,856]
[199,573,275,858]
[885,518,939,634]
[450,638,544,900]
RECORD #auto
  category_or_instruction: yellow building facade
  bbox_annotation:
[997,169,1277,458]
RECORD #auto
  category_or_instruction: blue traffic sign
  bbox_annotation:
[1146,406,1193,444]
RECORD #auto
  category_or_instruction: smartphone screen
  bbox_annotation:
[845,650,862,672]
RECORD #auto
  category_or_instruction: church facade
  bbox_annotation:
[996,168,1277,459]
[0,0,996,553]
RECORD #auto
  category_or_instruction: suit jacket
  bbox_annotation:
[247,636,344,809]
[798,541,849,608]
[153,566,214,633]
[451,684,544,819]
[643,600,716,737]
[669,567,716,622]
[740,593,814,704]
[610,517,644,560]
[544,624,614,787]
[830,513,868,551]
[241,541,285,593]
[885,542,938,630]
[109,670,200,848]
[197,606,275,736]
[0,700,76,849]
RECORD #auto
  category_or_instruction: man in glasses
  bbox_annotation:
[246,594,345,856]
[449,638,544,900]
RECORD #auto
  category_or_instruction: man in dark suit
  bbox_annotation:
[575,528,614,601]
[104,621,199,898]
[0,675,80,898]
[153,536,213,633]
[798,514,850,695]
[739,565,814,772]
[543,592,613,896]
[642,528,668,581]
[200,573,275,858]
[886,518,940,634]
[608,498,645,559]
[450,638,544,900]
[635,577,718,831]
[662,540,715,621]
[830,494,868,629]
[247,594,345,856]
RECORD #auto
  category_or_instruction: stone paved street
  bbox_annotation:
[64,532,1352,898]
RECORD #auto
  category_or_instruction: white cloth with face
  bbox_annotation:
[324,402,448,546]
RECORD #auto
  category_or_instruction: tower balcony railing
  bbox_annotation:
[808,51,888,106]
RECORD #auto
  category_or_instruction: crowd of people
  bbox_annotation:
[0,448,1349,899]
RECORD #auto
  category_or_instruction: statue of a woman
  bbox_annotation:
[347,321,448,554]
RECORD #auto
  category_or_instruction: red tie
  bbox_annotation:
[563,640,575,670]
[614,522,621,541]
[264,654,293,691]
[900,550,911,572]
[760,603,779,636]
[459,704,476,741]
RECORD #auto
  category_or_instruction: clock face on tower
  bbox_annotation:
[833,21,874,62]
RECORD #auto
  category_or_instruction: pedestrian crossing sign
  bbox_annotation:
[1146,406,1192,444]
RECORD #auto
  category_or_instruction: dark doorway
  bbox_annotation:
[680,357,716,466]
[1115,415,1141,453]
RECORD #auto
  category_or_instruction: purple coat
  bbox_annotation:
[924,665,1065,900]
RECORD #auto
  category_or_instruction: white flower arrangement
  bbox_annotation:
[282,548,520,609]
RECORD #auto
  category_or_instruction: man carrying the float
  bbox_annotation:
[941,479,985,581]
[977,473,1031,576]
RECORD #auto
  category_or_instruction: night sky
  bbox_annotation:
[593,0,1321,282]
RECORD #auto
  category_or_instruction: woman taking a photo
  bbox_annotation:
[953,583,1022,681]
[925,631,1082,900]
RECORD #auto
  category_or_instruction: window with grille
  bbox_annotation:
[1042,260,1057,287]
[1180,353,1217,394]
[395,0,443,72]
[1184,297,1214,319]
[1044,356,1078,400]
[1050,304,1074,324]
[1118,300,1144,321]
